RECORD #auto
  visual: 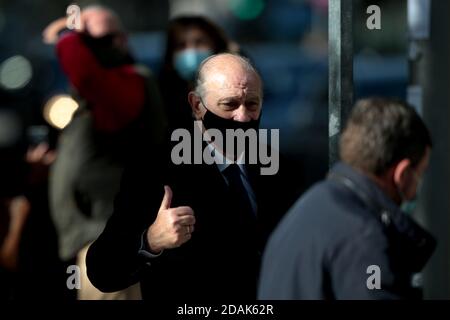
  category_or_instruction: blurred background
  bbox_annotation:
[0,0,409,193]
[1,0,448,299]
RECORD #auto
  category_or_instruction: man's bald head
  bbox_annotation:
[194,53,263,99]
[82,5,124,37]
[188,53,263,123]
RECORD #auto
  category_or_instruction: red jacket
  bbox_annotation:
[56,32,145,133]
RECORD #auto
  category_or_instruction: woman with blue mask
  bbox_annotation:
[159,16,238,130]
[173,48,212,82]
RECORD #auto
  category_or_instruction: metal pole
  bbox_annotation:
[328,0,353,166]
[409,0,450,299]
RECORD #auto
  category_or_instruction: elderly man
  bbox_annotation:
[86,53,299,300]
[258,98,436,300]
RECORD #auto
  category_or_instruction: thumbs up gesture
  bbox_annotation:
[146,186,195,253]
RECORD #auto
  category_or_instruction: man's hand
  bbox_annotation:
[42,17,70,44]
[42,7,121,44]
[147,186,195,253]
[26,143,56,166]
[0,196,30,271]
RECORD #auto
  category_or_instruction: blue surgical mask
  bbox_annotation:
[401,199,418,215]
[398,170,423,215]
[173,48,212,81]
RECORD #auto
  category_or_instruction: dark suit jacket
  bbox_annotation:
[86,142,299,300]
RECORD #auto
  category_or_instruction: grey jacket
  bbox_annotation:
[50,111,123,260]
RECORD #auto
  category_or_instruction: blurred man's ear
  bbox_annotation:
[188,92,203,120]
[393,158,412,192]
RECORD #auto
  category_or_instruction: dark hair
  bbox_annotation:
[162,16,231,72]
[340,97,432,175]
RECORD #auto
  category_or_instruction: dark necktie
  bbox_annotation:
[223,164,255,217]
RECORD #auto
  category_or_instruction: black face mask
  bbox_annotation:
[82,33,134,68]
[201,101,260,133]
[201,101,261,161]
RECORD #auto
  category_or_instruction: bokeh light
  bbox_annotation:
[43,94,79,129]
[0,55,33,90]
[229,0,265,20]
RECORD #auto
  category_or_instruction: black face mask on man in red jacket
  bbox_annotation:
[82,32,135,68]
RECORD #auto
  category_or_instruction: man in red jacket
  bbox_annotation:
[44,5,149,133]
[43,5,165,300]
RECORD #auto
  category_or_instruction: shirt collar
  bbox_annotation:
[206,142,247,175]
[330,162,399,214]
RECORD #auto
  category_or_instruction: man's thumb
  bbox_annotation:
[160,185,172,210]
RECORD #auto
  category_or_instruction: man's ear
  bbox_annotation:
[188,92,203,120]
[393,158,412,188]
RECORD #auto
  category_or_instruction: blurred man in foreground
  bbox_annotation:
[259,98,436,299]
